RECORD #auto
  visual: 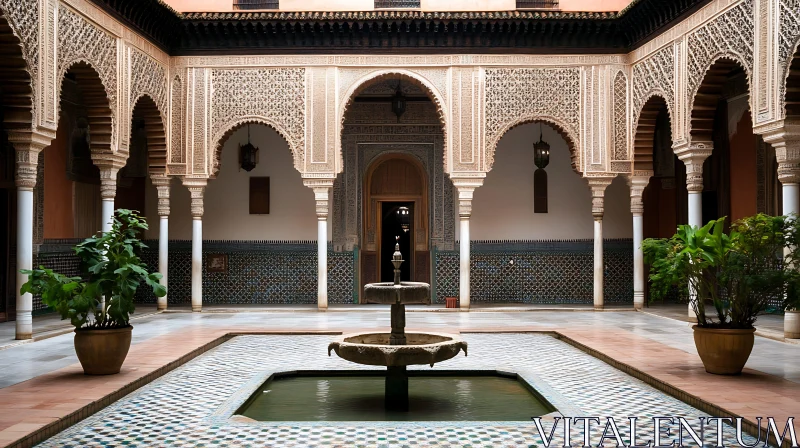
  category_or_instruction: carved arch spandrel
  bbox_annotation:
[337,69,449,175]
[780,24,800,120]
[209,67,306,174]
[632,45,675,141]
[57,5,118,153]
[210,116,299,179]
[128,47,168,150]
[778,0,800,119]
[483,67,581,173]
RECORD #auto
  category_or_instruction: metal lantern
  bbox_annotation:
[240,124,259,172]
[397,206,411,232]
[533,124,550,169]
[391,82,407,122]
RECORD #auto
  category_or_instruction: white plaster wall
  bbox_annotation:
[146,125,324,241]
[466,123,632,241]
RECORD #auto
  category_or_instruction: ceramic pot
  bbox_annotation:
[692,325,755,375]
[74,326,133,375]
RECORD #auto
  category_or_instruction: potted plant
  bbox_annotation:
[21,209,166,375]
[643,214,799,375]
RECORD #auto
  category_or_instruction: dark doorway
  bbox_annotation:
[381,202,413,283]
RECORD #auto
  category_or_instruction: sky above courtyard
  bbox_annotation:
[162,0,632,12]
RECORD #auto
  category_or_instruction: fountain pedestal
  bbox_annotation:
[328,237,467,411]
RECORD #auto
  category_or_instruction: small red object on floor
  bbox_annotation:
[445,297,458,308]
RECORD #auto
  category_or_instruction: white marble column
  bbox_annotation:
[627,176,651,310]
[152,175,171,311]
[451,178,484,311]
[589,178,613,310]
[312,184,332,311]
[677,145,712,322]
[12,139,46,340]
[184,179,206,312]
[763,123,800,338]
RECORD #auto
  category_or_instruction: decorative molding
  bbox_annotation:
[612,70,629,162]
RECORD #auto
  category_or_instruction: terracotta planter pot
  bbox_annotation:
[74,326,133,375]
[692,325,755,375]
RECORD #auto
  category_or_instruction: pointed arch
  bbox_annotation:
[486,115,580,174]
[688,55,753,144]
[211,116,298,178]
[339,69,448,174]
[0,10,34,135]
[131,94,167,175]
[633,94,672,173]
[783,40,800,121]
[60,61,114,159]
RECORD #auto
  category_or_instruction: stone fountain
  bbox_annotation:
[328,237,468,411]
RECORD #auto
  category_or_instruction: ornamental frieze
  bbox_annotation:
[483,67,581,171]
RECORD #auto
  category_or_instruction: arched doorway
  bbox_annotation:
[362,154,429,292]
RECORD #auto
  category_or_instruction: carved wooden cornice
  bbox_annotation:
[87,0,712,55]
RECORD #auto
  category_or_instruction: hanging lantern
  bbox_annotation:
[240,124,259,172]
[397,206,411,232]
[391,81,407,123]
[533,124,550,169]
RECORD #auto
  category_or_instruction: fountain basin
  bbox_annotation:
[328,332,467,367]
[362,282,430,305]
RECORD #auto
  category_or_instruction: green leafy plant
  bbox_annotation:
[643,213,800,329]
[20,209,166,330]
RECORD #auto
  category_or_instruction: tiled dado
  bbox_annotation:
[135,240,357,305]
[32,240,84,312]
[434,239,634,304]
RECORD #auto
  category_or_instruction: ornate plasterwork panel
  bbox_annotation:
[483,68,581,171]
[632,45,675,134]
[57,5,118,147]
[170,75,184,165]
[686,0,755,112]
[612,70,629,163]
[209,68,305,174]
[129,47,168,128]
[779,0,800,118]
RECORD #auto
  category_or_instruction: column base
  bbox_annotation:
[157,306,167,311]
[318,305,328,312]
[15,333,32,341]
[594,305,604,311]
[459,304,470,311]
[785,311,800,339]
[687,303,698,323]
[192,306,202,312]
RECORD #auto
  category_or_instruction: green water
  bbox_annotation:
[239,375,553,421]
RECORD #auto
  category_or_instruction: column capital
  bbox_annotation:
[760,120,800,184]
[151,175,171,217]
[303,177,335,220]
[182,177,207,218]
[675,141,713,192]
[93,152,127,200]
[626,174,652,215]
[11,130,53,190]
[452,177,484,219]
[587,176,614,219]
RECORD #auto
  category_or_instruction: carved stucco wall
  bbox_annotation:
[483,67,582,173]
[332,100,454,252]
[208,68,306,176]
[612,70,630,172]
